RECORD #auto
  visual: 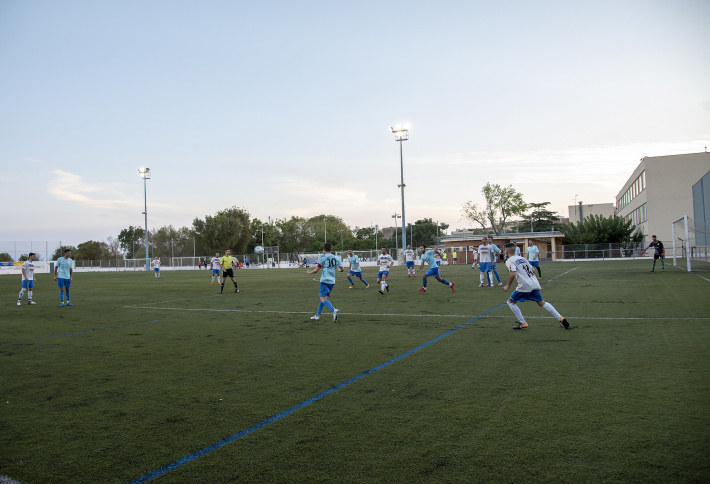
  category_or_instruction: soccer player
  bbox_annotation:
[54,248,74,307]
[376,247,394,294]
[471,248,478,269]
[403,244,417,276]
[17,252,37,305]
[478,238,493,287]
[503,243,569,330]
[151,256,161,279]
[346,249,369,288]
[641,235,665,272]
[488,236,503,286]
[452,250,458,264]
[210,252,222,285]
[220,249,239,293]
[418,245,454,293]
[526,240,542,278]
[306,243,344,321]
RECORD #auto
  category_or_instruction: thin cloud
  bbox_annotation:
[46,169,133,210]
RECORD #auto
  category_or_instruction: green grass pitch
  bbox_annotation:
[1,261,709,483]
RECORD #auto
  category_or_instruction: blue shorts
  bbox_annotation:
[479,262,491,272]
[491,261,497,270]
[22,280,35,289]
[406,261,415,268]
[529,261,540,268]
[57,278,71,288]
[425,266,440,278]
[348,270,363,278]
[153,267,160,272]
[509,290,543,303]
[212,269,220,274]
[377,271,389,279]
[319,282,334,298]
[436,261,441,266]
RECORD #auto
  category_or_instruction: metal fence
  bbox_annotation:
[555,242,644,261]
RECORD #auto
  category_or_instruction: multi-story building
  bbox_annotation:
[615,152,710,246]
[567,203,615,223]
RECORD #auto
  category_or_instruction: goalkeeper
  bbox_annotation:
[641,235,665,272]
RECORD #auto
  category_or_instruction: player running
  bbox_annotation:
[210,252,222,285]
[403,244,417,276]
[641,235,665,272]
[376,247,394,294]
[307,243,344,321]
[17,252,37,306]
[418,245,454,293]
[346,249,369,288]
[502,243,569,330]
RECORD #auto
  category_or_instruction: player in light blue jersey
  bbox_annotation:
[306,243,344,321]
[54,248,74,307]
[488,236,503,286]
[418,245,454,293]
[526,240,542,278]
[346,249,369,289]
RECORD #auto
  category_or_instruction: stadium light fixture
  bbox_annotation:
[391,126,409,253]
[138,168,151,271]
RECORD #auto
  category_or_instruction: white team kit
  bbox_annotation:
[505,255,541,293]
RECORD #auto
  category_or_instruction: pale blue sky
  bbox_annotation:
[1,0,708,245]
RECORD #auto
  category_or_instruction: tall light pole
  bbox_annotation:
[138,168,151,271]
[323,217,327,244]
[391,126,409,251]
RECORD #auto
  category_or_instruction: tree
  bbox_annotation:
[462,183,528,235]
[0,253,12,262]
[152,225,194,258]
[557,215,643,244]
[193,207,251,254]
[513,202,560,232]
[276,216,313,255]
[51,246,77,261]
[117,226,145,259]
[76,240,111,260]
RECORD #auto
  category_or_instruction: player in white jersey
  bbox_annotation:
[471,248,478,268]
[477,238,494,286]
[17,252,37,305]
[487,236,503,286]
[502,243,569,330]
[403,245,416,277]
[376,247,394,295]
[210,252,222,285]
[346,249,369,288]
[151,256,161,279]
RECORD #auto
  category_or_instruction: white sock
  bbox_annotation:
[507,301,525,323]
[381,282,386,291]
[18,288,26,300]
[542,302,562,319]
[480,273,484,284]
[488,272,493,284]
[28,290,32,300]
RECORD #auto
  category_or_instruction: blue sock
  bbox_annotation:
[323,300,335,312]
[493,271,501,283]
[441,278,450,285]
[59,290,63,302]
[423,278,428,288]
[362,279,368,285]
[316,301,324,316]
[66,289,70,300]
[348,277,354,285]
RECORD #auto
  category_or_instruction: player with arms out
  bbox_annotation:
[502,243,569,330]
[210,252,222,285]
[641,235,665,272]
[307,243,344,321]
[17,252,37,305]
[220,249,239,294]
[346,249,369,289]
[403,244,417,277]
[418,245,454,293]
[376,247,394,294]
[54,248,74,307]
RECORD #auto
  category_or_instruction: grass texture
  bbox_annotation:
[1,261,709,483]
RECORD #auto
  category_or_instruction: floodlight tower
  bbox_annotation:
[138,168,151,271]
[391,127,409,252]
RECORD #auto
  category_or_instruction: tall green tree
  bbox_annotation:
[76,240,111,260]
[151,225,194,258]
[117,226,145,258]
[557,215,644,244]
[462,183,528,235]
[51,246,77,261]
[0,253,12,262]
[276,216,313,255]
[193,207,251,254]
[513,202,560,232]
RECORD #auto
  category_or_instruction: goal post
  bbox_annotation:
[672,215,710,272]
[672,216,691,272]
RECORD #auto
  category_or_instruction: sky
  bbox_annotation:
[1,0,709,247]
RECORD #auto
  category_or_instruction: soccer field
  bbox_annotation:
[1,261,709,483]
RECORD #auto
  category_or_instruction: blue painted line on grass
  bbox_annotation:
[0,315,188,346]
[127,303,507,484]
